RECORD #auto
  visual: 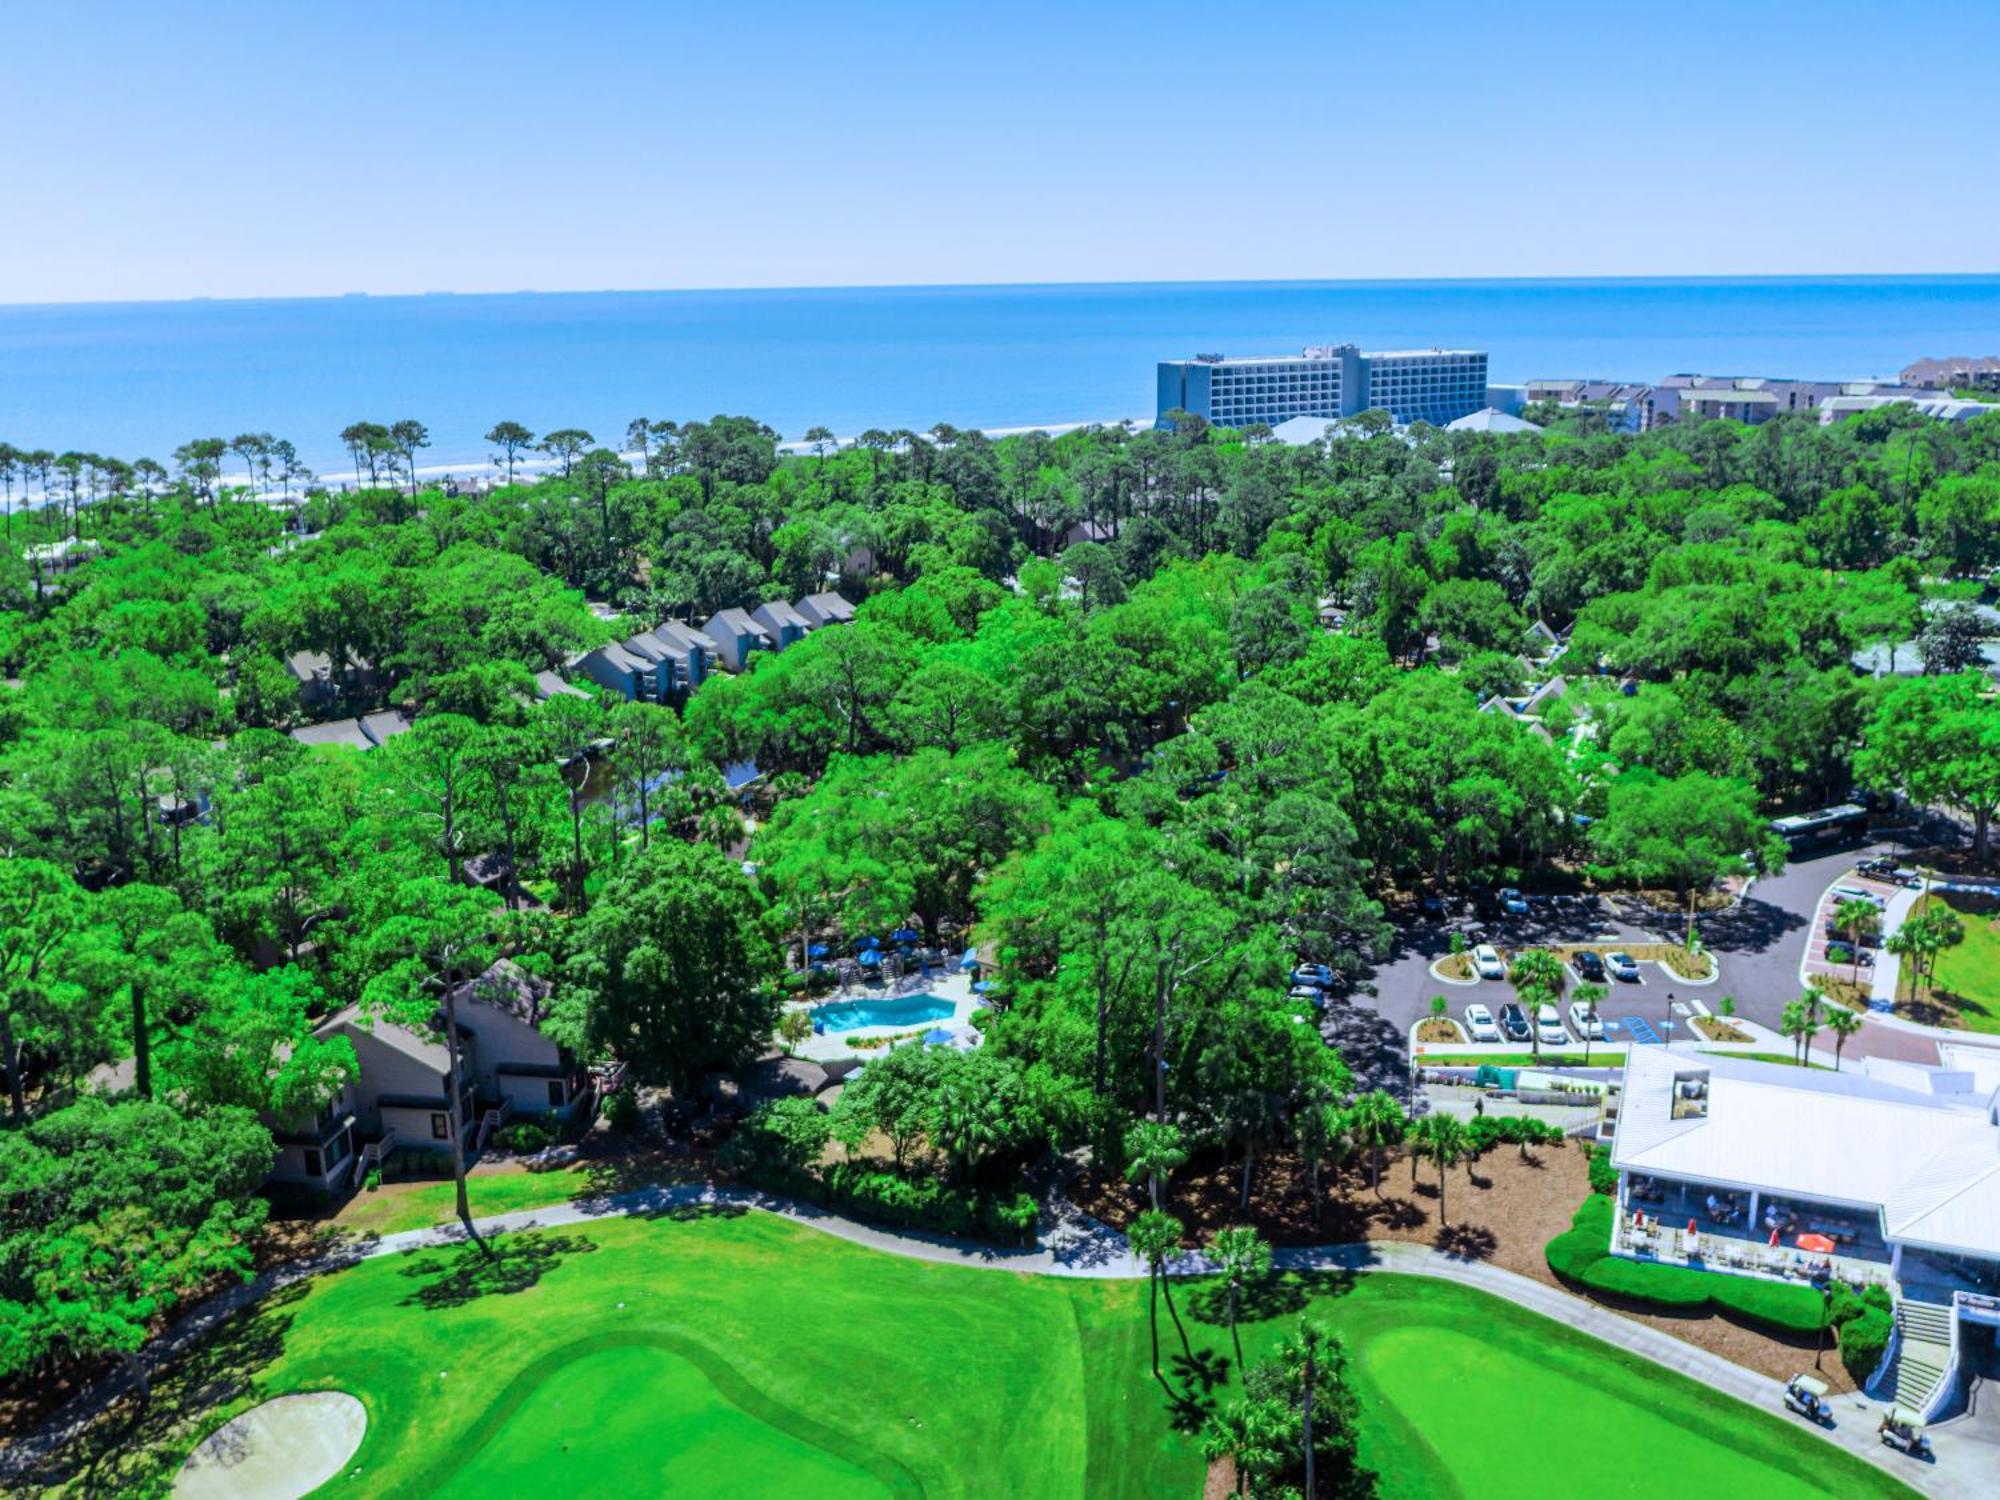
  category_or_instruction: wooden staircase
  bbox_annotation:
[345,1129,398,1191]
[475,1101,512,1152]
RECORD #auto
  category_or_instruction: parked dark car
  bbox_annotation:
[1571,950,1606,983]
[1498,1003,1532,1042]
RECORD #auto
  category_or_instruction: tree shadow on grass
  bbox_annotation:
[562,1146,706,1203]
[652,1197,749,1224]
[1187,1271,1325,1329]
[1171,1346,1233,1397]
[24,1284,306,1499]
[398,1232,598,1310]
[1163,1380,1218,1434]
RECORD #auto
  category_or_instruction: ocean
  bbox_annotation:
[1,276,1996,477]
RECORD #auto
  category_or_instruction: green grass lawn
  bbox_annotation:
[330,1164,597,1238]
[1927,897,2000,1034]
[70,1212,1915,1499]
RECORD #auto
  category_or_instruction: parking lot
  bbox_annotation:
[1334,825,1979,1080]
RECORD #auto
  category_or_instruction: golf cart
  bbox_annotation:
[1783,1374,1831,1425]
[1878,1406,1930,1458]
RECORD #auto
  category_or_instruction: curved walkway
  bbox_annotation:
[8,1182,1979,1499]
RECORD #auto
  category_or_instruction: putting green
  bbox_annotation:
[1361,1325,1834,1499]
[434,1338,898,1498]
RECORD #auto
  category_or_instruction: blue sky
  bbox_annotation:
[1,1,1993,303]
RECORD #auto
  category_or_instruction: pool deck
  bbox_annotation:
[787,971,984,1063]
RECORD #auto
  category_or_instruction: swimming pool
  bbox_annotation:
[812,995,954,1033]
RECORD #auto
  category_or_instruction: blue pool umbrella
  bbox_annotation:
[891,927,920,944]
[972,979,994,994]
[855,936,881,952]
[959,949,980,971]
[922,1027,955,1046]
[858,949,883,967]
[807,943,829,959]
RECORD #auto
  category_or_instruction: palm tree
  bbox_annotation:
[1128,1210,1189,1390]
[1798,1010,1822,1066]
[1885,924,1920,1006]
[1510,949,1566,1063]
[1833,898,1879,987]
[1295,1102,1350,1225]
[1778,998,1824,1066]
[1424,1114,1472,1226]
[1208,1225,1272,1374]
[1824,1005,1863,1071]
[1509,948,1566,996]
[1349,1091,1405,1196]
[1572,982,1608,1066]
[1124,1120,1187,1212]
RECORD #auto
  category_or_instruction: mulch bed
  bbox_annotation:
[1075,1139,1859,1391]
[1076,1140,1590,1265]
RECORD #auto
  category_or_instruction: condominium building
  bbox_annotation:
[1157,344,1488,429]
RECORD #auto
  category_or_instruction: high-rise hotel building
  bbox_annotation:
[1156,344,1489,429]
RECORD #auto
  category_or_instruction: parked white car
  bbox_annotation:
[1463,1003,1501,1043]
[1472,943,1506,980]
[1605,951,1641,982]
[1535,1003,1569,1047]
[1567,1001,1605,1039]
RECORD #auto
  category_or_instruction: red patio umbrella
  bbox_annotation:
[1796,1233,1836,1255]
[1768,1228,1781,1247]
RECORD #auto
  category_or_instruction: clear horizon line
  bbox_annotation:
[6,268,2000,313]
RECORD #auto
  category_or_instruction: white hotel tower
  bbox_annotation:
[1157,343,1488,429]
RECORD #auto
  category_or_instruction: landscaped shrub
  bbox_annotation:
[1465,1115,1565,1155]
[1545,1193,1614,1280]
[1545,1196,1828,1334]
[1585,1145,1619,1196]
[498,1121,555,1155]
[716,1098,830,1182]
[815,1163,1039,1247]
[1582,1252,1713,1310]
[1835,1298,1892,1384]
[602,1085,641,1133]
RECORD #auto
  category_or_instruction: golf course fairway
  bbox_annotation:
[86,1209,1916,1499]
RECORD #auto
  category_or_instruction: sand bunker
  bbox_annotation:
[172,1391,366,1500]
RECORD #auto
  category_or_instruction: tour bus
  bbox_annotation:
[1768,803,1869,849]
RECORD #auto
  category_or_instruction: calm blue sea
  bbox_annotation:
[1,277,1996,476]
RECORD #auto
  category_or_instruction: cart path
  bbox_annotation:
[8,1181,1984,1499]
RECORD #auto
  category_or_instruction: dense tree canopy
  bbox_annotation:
[4,394,1999,1388]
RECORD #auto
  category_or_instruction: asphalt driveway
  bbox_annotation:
[1352,834,1948,1052]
